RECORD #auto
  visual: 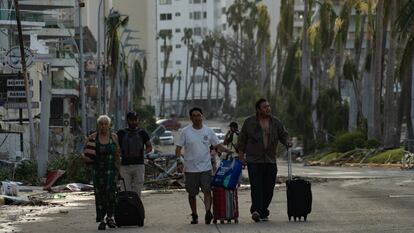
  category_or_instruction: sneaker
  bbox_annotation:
[260,216,269,222]
[106,217,116,228]
[205,210,213,224]
[191,213,198,224]
[251,211,260,222]
[98,221,106,230]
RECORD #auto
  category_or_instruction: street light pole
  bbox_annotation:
[78,0,86,136]
[96,0,103,115]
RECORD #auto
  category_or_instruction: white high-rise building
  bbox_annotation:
[112,0,157,109]
[156,0,235,117]
[156,0,282,117]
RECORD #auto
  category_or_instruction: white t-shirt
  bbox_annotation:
[176,124,220,172]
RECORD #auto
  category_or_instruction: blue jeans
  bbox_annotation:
[247,163,278,218]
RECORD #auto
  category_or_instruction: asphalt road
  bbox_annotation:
[3,164,412,233]
[3,118,414,232]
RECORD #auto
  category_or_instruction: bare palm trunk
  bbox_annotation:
[176,76,181,114]
[334,50,344,97]
[207,73,212,114]
[352,15,366,128]
[169,78,174,115]
[160,37,171,117]
[200,69,205,101]
[410,57,414,149]
[368,0,384,140]
[383,1,399,148]
[311,76,319,138]
[301,0,310,89]
[160,80,166,116]
[191,65,196,107]
[260,46,267,93]
[108,74,115,116]
[182,48,191,115]
[215,76,219,114]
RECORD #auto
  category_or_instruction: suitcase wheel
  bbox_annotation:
[220,220,224,224]
[213,220,217,224]
[304,215,307,222]
[234,219,239,224]
[294,216,297,221]
[288,215,292,221]
[227,220,231,223]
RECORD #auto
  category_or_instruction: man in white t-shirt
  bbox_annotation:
[175,107,230,225]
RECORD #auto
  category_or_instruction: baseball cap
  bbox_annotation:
[126,111,138,119]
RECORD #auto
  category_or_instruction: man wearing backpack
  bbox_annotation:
[117,111,152,196]
[223,121,239,153]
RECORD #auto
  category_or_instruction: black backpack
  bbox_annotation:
[120,129,144,165]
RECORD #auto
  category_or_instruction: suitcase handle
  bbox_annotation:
[287,146,292,181]
[119,177,127,191]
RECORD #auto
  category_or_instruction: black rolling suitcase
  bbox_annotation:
[286,147,312,221]
[115,178,145,227]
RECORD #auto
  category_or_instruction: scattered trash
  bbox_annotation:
[43,170,66,191]
[65,183,94,192]
[0,195,30,205]
[53,194,66,199]
[1,181,18,196]
[18,187,33,192]
[49,183,94,193]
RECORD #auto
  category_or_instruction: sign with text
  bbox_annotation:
[7,79,33,87]
[4,102,39,109]
[7,90,33,98]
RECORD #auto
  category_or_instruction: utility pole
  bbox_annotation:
[37,64,51,177]
[78,0,86,136]
[103,0,107,114]
[13,0,36,160]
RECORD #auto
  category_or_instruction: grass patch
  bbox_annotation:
[365,148,404,164]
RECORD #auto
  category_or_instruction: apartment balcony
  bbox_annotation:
[18,0,74,11]
[50,58,77,68]
[0,9,45,28]
[23,28,75,39]
[51,78,79,97]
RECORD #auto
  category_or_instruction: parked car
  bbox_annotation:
[156,119,181,131]
[158,130,175,145]
[211,127,225,143]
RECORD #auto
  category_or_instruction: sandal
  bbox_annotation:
[106,217,117,228]
[98,221,106,230]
